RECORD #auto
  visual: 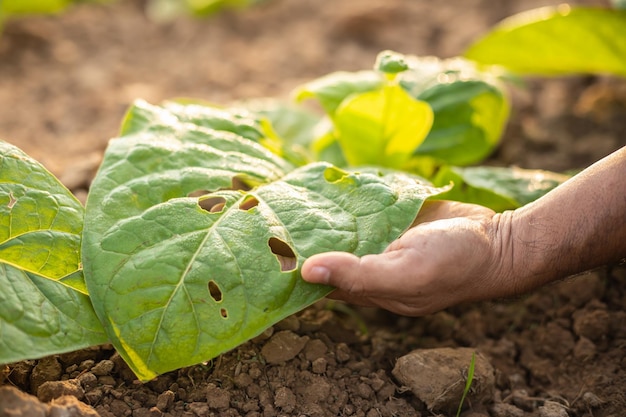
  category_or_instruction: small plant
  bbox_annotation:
[1,3,624,382]
[456,352,476,417]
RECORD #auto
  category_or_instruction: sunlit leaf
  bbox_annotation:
[294,70,384,114]
[399,56,510,166]
[334,84,434,168]
[82,100,446,380]
[465,6,626,76]
[0,141,107,365]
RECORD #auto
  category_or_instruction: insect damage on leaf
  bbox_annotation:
[198,196,227,213]
[239,196,259,210]
[208,280,223,302]
[268,237,298,272]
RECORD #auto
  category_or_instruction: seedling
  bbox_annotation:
[456,352,476,417]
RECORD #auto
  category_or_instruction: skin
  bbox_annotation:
[301,146,626,316]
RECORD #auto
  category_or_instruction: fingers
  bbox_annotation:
[301,251,404,297]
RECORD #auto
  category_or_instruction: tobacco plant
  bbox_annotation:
[1,3,624,381]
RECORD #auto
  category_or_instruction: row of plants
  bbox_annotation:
[1,3,625,381]
[0,0,263,32]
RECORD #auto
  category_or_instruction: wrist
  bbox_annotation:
[487,208,553,299]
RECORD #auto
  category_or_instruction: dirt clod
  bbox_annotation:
[260,330,309,364]
[37,379,84,403]
[392,347,495,414]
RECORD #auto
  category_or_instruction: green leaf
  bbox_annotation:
[0,141,83,283]
[399,56,510,166]
[82,101,445,380]
[1,0,71,14]
[375,50,410,75]
[0,141,107,365]
[294,70,384,114]
[334,84,434,168]
[242,99,321,150]
[432,165,569,211]
[0,268,108,364]
[465,6,626,77]
[120,99,265,143]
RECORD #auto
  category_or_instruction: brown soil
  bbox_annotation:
[1,0,625,416]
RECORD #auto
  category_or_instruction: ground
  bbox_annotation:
[1,0,626,416]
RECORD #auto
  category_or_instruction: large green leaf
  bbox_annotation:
[465,6,626,77]
[432,165,569,212]
[0,141,83,284]
[334,84,434,168]
[0,141,107,364]
[82,100,445,380]
[399,56,510,166]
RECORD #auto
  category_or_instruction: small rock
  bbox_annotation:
[30,357,63,393]
[156,390,175,411]
[581,391,603,408]
[261,330,309,364]
[392,347,495,415]
[489,403,525,417]
[91,360,115,376]
[49,395,100,417]
[304,339,328,361]
[0,386,48,417]
[335,342,351,363]
[275,314,300,331]
[573,308,610,342]
[311,357,327,374]
[187,402,209,416]
[274,386,296,412]
[37,379,85,403]
[77,372,98,391]
[538,401,569,417]
[206,383,231,410]
[573,336,596,360]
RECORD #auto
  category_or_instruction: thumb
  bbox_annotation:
[301,251,401,297]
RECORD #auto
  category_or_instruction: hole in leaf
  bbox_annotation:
[199,196,226,213]
[7,192,16,209]
[208,280,223,302]
[231,176,251,192]
[268,237,297,272]
[188,189,211,198]
[323,166,349,183]
[220,308,228,318]
[239,196,259,211]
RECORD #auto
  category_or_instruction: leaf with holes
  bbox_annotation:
[82,101,446,380]
[0,141,108,366]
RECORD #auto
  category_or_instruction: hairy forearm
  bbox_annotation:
[495,147,626,294]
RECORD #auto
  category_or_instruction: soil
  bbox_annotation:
[1,0,625,416]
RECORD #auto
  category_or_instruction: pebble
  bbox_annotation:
[260,330,309,364]
[489,403,525,417]
[538,401,569,417]
[37,379,84,403]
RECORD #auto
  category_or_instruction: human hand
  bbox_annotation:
[301,200,513,316]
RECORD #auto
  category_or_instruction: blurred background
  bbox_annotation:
[0,0,622,189]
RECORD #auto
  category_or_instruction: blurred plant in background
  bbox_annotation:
[145,0,266,21]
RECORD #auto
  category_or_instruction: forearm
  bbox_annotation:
[497,146,626,294]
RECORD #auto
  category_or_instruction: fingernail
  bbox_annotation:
[307,266,330,284]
